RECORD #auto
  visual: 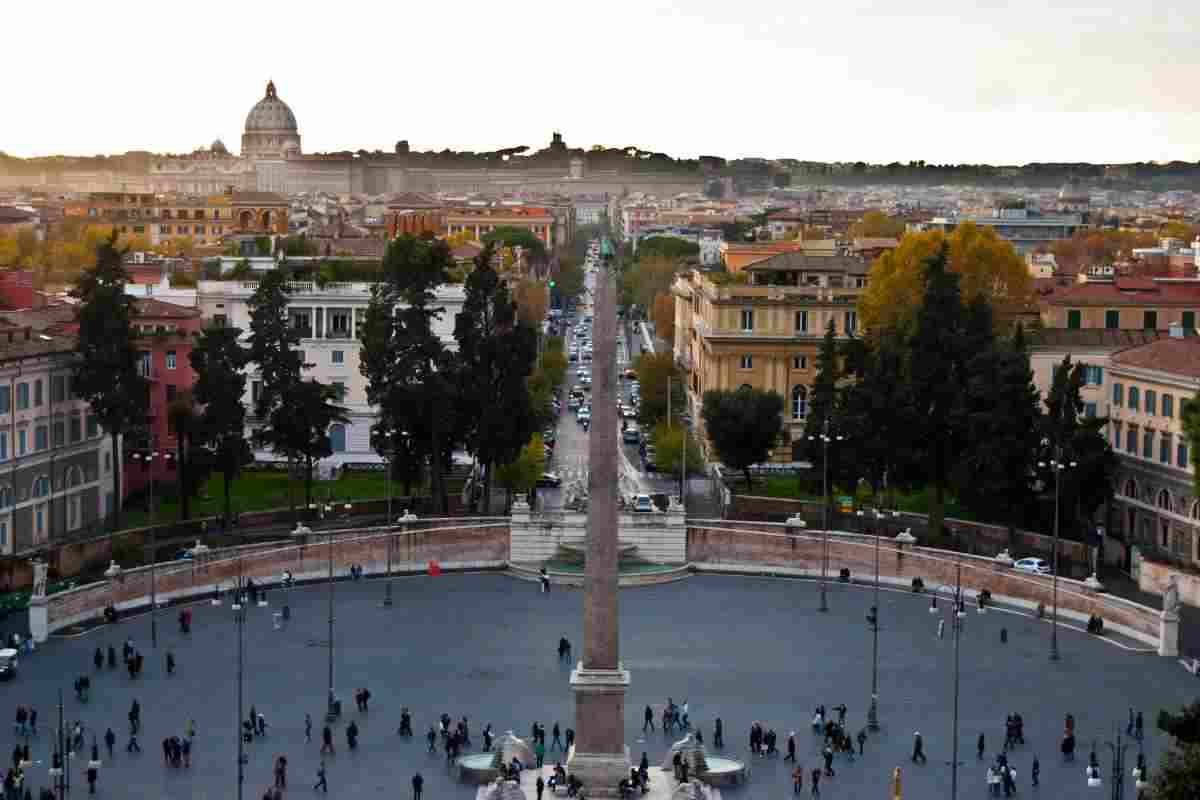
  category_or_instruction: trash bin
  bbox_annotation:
[272,612,283,631]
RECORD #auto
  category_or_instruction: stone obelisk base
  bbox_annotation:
[1160,612,1180,657]
[568,663,631,797]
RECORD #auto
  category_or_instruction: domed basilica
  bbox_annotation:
[241,80,302,160]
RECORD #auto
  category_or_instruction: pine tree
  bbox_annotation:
[802,319,846,508]
[72,232,148,533]
[190,324,251,525]
[266,380,348,508]
[908,244,967,537]
[246,270,302,420]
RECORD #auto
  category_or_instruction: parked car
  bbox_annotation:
[643,447,658,472]
[622,426,640,444]
[632,494,654,513]
[1013,557,1051,575]
[577,408,592,424]
[0,648,18,680]
[536,473,563,488]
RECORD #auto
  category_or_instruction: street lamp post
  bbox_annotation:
[807,417,845,612]
[384,454,394,608]
[949,561,966,800]
[132,450,170,648]
[1038,444,1077,662]
[325,514,339,722]
[865,509,883,732]
[1091,726,1130,800]
[233,591,247,800]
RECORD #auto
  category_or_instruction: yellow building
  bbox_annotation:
[672,251,870,462]
[64,190,288,247]
[1105,333,1199,565]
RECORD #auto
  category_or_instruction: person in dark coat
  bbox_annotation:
[412,772,423,800]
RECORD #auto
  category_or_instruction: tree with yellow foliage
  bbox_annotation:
[858,223,1029,332]
[156,236,195,259]
[514,279,548,327]
[652,293,675,345]
[444,229,480,249]
[849,210,906,239]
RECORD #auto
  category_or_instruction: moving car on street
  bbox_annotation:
[1013,557,1051,575]
[536,473,563,488]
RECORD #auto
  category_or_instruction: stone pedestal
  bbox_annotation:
[29,597,48,643]
[1159,612,1180,657]
[568,663,631,796]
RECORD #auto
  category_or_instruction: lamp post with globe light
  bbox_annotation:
[806,417,845,612]
[130,449,172,648]
[1038,441,1076,662]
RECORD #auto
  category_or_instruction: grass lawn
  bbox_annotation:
[744,475,979,522]
[120,470,396,528]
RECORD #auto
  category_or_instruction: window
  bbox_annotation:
[1126,426,1136,453]
[0,387,8,414]
[32,476,49,498]
[331,350,344,365]
[0,487,9,508]
[1084,365,1103,385]
[739,355,753,369]
[1105,309,1120,329]
[329,423,347,453]
[1143,429,1154,458]
[740,309,754,332]
[87,415,99,438]
[1161,433,1171,464]
[33,380,42,406]
[51,375,65,403]
[332,382,347,402]
[791,385,808,420]
[1163,394,1174,418]
[1067,309,1081,329]
[1112,383,1123,406]
[16,383,28,410]
[1180,442,1190,469]
[1183,311,1196,331]
[34,426,47,451]
[0,433,6,461]
[793,355,807,370]
[1145,390,1157,415]
[1111,421,1122,449]
[1144,310,1158,330]
[166,351,177,370]
[251,381,262,404]
[52,421,64,447]
[795,311,809,333]
[69,416,81,443]
[1128,386,1139,411]
[17,431,26,456]
[1084,402,1097,418]
[844,310,858,333]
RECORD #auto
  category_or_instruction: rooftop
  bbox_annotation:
[134,297,201,320]
[1111,335,1200,379]
[1048,277,1200,306]
[745,251,870,275]
[1026,329,1167,350]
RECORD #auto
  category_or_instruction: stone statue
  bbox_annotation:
[31,560,48,600]
[892,766,902,800]
[1164,576,1182,618]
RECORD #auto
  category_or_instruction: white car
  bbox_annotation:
[1013,557,1051,575]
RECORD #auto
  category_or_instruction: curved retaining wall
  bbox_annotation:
[687,522,1162,649]
[40,520,510,638]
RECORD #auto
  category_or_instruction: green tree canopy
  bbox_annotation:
[701,386,784,490]
[636,236,699,262]
[190,324,251,524]
[482,226,547,258]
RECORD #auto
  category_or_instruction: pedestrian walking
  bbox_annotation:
[412,772,423,800]
[104,729,115,760]
[1000,628,1008,644]
[785,733,796,762]
[1135,711,1144,741]
[166,652,175,675]
[822,745,834,777]
[536,775,545,800]
[856,729,866,755]
[28,708,36,736]
[792,765,804,794]
[552,723,562,751]
[86,764,97,795]
[535,738,545,768]
[1126,708,1135,736]
[714,717,723,749]
[305,714,312,743]
[427,726,437,753]
[938,619,945,640]
[93,649,103,671]
[107,645,116,669]
[810,768,821,797]
[643,706,654,733]
[313,762,328,793]
[911,732,927,764]
[1031,755,1039,786]
[321,726,334,755]
[126,733,140,753]
[978,733,986,760]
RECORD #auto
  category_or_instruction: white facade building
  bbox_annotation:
[196,280,465,465]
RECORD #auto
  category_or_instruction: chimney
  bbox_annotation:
[1169,321,1185,339]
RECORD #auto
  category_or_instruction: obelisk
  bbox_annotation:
[567,262,631,795]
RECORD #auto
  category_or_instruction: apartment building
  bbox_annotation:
[64,190,288,247]
[1026,329,1165,422]
[1043,275,1200,332]
[673,251,870,462]
[196,279,465,465]
[1104,331,1199,564]
[0,322,117,555]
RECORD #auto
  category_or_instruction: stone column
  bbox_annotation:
[569,264,631,795]
[1159,609,1180,657]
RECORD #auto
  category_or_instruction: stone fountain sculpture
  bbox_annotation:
[459,730,537,785]
[660,732,747,787]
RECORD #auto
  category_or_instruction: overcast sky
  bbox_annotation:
[6,0,1197,164]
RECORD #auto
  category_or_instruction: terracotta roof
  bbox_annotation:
[134,298,201,320]
[1111,335,1200,379]
[746,251,870,274]
[1048,279,1200,306]
[1027,329,1167,350]
[852,237,899,250]
[0,207,37,224]
[0,332,76,362]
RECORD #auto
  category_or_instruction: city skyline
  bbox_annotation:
[5,0,1198,165]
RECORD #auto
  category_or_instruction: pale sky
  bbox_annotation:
[6,0,1198,164]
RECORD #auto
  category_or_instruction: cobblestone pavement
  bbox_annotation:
[0,573,1192,799]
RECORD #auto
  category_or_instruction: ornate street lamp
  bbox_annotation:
[1038,443,1077,661]
[806,418,845,612]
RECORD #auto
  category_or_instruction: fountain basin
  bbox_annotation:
[457,753,501,784]
[702,757,748,786]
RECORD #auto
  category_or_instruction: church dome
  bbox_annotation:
[245,80,298,132]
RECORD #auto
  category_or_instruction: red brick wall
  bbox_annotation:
[47,523,509,628]
[688,525,1159,642]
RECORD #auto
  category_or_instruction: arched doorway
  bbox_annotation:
[261,210,272,231]
[239,210,255,230]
